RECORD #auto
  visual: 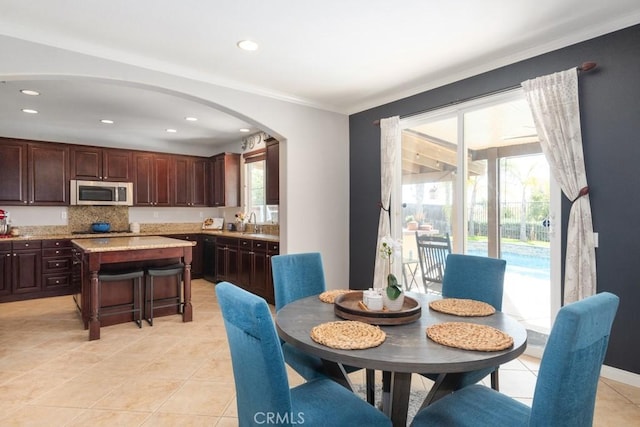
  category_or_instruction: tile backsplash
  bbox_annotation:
[68,206,130,232]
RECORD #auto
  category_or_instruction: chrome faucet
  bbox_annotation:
[248,211,257,225]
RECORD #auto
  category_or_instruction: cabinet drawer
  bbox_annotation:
[43,257,72,272]
[43,247,72,257]
[268,242,279,253]
[12,240,41,250]
[43,274,71,288]
[253,240,267,251]
[42,239,71,249]
[0,242,10,251]
[217,238,237,248]
[238,239,252,249]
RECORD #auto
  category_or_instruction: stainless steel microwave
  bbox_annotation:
[70,180,134,206]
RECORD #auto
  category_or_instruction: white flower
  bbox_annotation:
[379,235,402,261]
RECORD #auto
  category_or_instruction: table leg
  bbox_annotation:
[382,371,412,427]
[419,372,463,410]
[88,270,100,341]
[321,360,354,391]
[182,262,193,322]
[366,368,376,405]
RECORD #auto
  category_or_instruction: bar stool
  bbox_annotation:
[98,270,144,328]
[145,263,184,326]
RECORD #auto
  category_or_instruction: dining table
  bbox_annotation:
[275,291,527,427]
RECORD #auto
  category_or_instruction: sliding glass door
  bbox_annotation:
[395,91,559,335]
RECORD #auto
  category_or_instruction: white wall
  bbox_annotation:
[0,36,350,288]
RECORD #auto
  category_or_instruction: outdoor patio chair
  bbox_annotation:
[411,292,619,427]
[215,281,391,427]
[415,232,451,293]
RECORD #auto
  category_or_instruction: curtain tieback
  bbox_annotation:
[378,202,390,213]
[571,186,589,203]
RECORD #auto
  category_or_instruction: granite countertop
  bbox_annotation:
[71,235,196,253]
[0,229,279,243]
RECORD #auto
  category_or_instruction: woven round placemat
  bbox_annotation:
[429,298,496,317]
[426,322,513,351]
[310,320,386,349]
[319,289,352,304]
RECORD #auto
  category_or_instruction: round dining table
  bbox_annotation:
[275,291,527,427]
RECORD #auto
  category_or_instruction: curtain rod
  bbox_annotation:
[372,61,597,126]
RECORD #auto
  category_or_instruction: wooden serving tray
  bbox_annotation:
[334,291,421,325]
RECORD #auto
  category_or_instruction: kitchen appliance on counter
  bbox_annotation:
[70,180,133,206]
[0,209,10,237]
[202,217,224,230]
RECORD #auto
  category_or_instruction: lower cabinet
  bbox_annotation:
[164,234,203,279]
[11,240,42,295]
[236,238,278,304]
[0,238,74,303]
[42,239,72,292]
[216,237,238,284]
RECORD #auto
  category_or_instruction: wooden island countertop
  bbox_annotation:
[72,236,195,340]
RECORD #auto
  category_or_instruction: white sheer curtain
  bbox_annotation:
[521,68,596,303]
[373,116,400,289]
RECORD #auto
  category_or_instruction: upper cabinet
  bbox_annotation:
[70,146,132,181]
[0,138,69,205]
[265,138,279,205]
[174,156,210,207]
[211,153,240,207]
[133,152,173,206]
[0,139,28,204]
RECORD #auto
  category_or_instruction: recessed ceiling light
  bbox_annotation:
[20,89,40,96]
[237,39,259,51]
[21,108,38,114]
[166,128,177,133]
[185,117,198,121]
[239,128,251,133]
[100,119,114,124]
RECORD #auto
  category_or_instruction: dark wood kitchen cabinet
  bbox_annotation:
[215,237,238,283]
[0,242,11,297]
[29,143,70,205]
[174,157,210,207]
[11,240,42,295]
[41,239,72,292]
[211,153,240,207]
[70,146,132,181]
[237,238,278,304]
[265,138,280,205]
[133,152,173,206]
[0,140,27,204]
[0,138,69,206]
[165,234,203,279]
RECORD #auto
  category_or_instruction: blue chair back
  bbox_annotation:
[442,254,506,310]
[215,282,292,426]
[530,291,619,426]
[271,253,326,311]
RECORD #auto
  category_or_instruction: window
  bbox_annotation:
[243,149,278,223]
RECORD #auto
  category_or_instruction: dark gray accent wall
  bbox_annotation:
[349,24,640,374]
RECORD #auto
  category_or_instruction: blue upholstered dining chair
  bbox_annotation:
[411,291,619,427]
[422,253,507,391]
[271,253,375,404]
[215,281,391,427]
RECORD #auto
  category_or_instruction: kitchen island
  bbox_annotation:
[72,236,195,340]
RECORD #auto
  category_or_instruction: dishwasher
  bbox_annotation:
[202,235,217,282]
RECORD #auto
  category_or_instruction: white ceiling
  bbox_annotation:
[1,0,639,150]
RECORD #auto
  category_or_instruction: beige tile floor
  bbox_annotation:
[1,279,639,426]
